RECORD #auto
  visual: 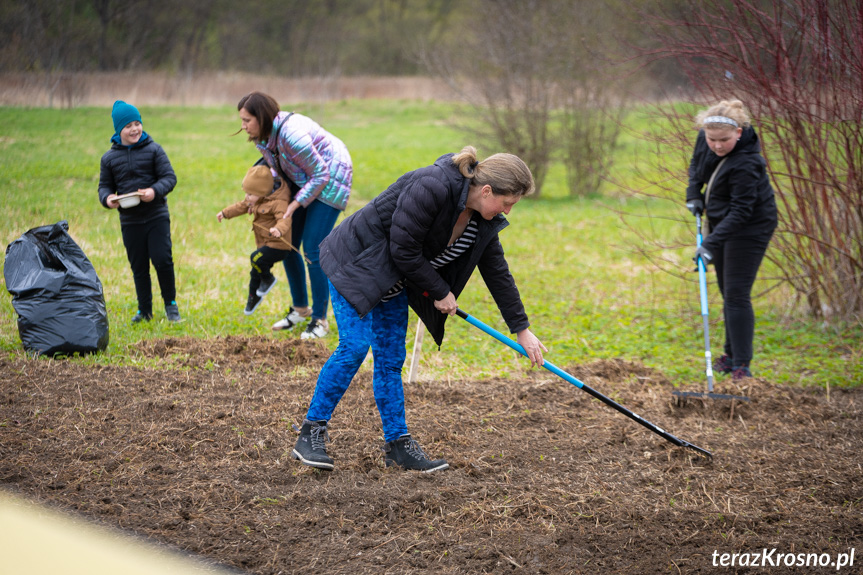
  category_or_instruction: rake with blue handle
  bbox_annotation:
[454,308,713,459]
[672,213,750,403]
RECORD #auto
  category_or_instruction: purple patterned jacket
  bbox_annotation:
[256,111,352,211]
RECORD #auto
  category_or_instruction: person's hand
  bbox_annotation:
[106,194,120,209]
[217,211,224,222]
[270,227,281,238]
[517,328,548,367]
[693,245,713,269]
[139,188,156,202]
[686,199,704,216]
[434,292,458,315]
[283,200,301,220]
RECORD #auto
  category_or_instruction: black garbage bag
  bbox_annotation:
[4,220,109,356]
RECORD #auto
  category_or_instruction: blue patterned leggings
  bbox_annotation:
[305,282,409,442]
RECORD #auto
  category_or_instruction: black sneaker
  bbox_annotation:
[131,310,152,324]
[713,354,733,374]
[165,301,181,322]
[244,292,262,315]
[292,420,334,470]
[256,275,278,297]
[383,435,449,473]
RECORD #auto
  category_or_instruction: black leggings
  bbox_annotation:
[249,245,290,294]
[121,217,176,315]
[712,231,773,367]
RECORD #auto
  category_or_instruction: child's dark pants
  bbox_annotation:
[250,246,291,294]
[121,217,176,315]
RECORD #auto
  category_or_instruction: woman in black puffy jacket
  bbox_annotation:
[291,146,547,473]
[685,100,777,379]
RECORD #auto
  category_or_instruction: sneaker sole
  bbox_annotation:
[272,316,310,331]
[291,449,334,470]
[300,331,327,339]
[384,460,449,473]
[256,278,278,297]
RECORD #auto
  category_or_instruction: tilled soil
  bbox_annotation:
[1,336,860,574]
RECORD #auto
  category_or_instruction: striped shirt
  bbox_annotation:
[380,218,479,302]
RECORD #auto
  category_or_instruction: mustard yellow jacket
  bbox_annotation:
[220,181,293,250]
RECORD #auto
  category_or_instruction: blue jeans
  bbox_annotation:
[282,200,340,320]
[306,282,409,442]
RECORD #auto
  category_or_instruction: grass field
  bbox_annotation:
[0,100,860,387]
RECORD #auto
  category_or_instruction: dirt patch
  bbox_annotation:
[1,337,860,574]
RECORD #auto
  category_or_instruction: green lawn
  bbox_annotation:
[0,101,859,387]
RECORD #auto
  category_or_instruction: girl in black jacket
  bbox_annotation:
[98,100,179,323]
[291,146,547,472]
[685,100,777,379]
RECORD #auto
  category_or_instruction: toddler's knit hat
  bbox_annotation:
[112,100,142,135]
[242,165,275,196]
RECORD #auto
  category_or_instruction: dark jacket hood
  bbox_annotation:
[733,126,760,156]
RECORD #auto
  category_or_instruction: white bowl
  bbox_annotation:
[118,194,141,208]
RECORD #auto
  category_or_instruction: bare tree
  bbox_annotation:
[554,3,625,196]
[425,0,625,196]
[92,0,131,71]
[431,0,556,194]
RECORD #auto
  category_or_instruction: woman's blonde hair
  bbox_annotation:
[451,146,535,197]
[695,99,752,130]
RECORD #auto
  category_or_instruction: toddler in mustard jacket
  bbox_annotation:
[218,165,293,315]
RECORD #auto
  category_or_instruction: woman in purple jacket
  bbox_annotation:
[238,92,352,339]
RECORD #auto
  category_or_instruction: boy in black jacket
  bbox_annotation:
[98,100,180,323]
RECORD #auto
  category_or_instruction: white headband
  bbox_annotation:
[703,115,739,128]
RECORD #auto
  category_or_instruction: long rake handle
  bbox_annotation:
[455,308,712,459]
[696,213,715,392]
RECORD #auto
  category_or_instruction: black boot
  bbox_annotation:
[292,420,334,470]
[383,434,448,473]
[713,354,733,374]
[131,310,153,324]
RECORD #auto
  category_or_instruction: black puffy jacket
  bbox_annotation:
[320,153,529,346]
[98,134,177,225]
[686,127,777,253]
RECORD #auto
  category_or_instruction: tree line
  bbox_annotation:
[0,1,680,83]
[0,0,463,76]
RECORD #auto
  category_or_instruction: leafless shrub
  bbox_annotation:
[630,0,863,322]
[560,83,623,197]
[424,0,626,196]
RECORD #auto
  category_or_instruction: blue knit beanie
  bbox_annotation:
[111,100,142,135]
